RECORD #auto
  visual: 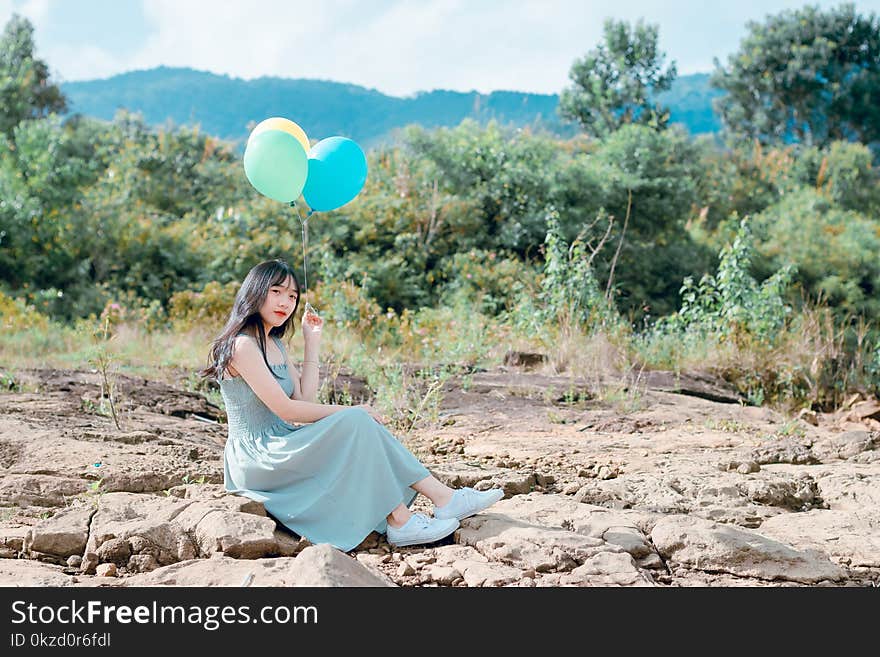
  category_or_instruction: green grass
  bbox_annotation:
[774,417,807,438]
[705,418,748,433]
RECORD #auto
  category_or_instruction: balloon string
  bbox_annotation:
[291,202,311,307]
[301,215,309,302]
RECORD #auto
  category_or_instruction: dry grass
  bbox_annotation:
[495,317,647,410]
[2,300,874,416]
[636,305,877,410]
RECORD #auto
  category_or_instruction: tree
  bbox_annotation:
[558,18,677,138]
[585,124,708,319]
[712,4,880,147]
[401,120,561,256]
[751,188,880,321]
[0,14,66,138]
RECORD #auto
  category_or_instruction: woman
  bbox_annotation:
[200,259,503,551]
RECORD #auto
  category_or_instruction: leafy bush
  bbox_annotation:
[0,290,49,331]
[789,141,879,214]
[635,217,880,409]
[659,217,796,344]
[317,276,382,336]
[751,188,880,321]
[525,207,618,333]
[436,247,526,315]
[167,280,239,330]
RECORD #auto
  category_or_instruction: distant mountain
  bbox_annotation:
[60,67,723,148]
[656,73,725,136]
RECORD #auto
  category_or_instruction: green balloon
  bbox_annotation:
[243,129,308,203]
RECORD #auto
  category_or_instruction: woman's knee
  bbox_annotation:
[338,406,370,427]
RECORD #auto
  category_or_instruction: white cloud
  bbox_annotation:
[47,42,120,82]
[6,0,880,94]
[128,0,344,79]
[117,0,607,95]
[0,0,50,30]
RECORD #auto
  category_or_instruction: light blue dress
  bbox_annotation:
[220,335,430,551]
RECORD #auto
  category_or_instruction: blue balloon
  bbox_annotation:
[303,137,368,212]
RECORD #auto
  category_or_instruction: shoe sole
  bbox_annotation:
[441,488,505,521]
[387,520,460,547]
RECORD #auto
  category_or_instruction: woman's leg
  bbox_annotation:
[386,503,412,528]
[411,475,454,507]
[385,475,455,528]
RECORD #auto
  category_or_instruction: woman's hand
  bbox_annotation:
[356,404,389,425]
[301,305,323,343]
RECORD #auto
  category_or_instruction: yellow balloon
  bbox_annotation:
[249,117,310,154]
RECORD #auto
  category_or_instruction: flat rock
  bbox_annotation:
[427,544,522,587]
[758,510,880,568]
[125,544,393,586]
[457,512,620,573]
[0,558,74,586]
[639,369,745,404]
[651,515,844,583]
[812,467,880,512]
[749,440,819,465]
[280,544,396,587]
[0,474,89,507]
[124,556,301,586]
[485,493,659,559]
[558,551,655,586]
[813,431,879,462]
[0,525,29,558]
[71,491,296,567]
[24,505,93,561]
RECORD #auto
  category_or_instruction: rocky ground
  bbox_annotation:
[0,363,878,587]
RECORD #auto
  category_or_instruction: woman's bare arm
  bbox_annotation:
[299,360,319,402]
[230,336,346,423]
[282,349,305,401]
[299,332,320,402]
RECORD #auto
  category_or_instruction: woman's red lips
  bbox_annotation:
[274,311,286,317]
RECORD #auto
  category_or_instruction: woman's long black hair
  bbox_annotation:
[200,259,301,382]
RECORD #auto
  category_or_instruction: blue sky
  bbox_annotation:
[2,0,879,96]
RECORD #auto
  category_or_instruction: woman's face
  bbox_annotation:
[259,276,299,328]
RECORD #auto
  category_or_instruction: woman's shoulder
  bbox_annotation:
[231,333,260,358]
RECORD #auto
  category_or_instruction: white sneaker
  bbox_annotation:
[433,487,505,521]
[386,513,459,547]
